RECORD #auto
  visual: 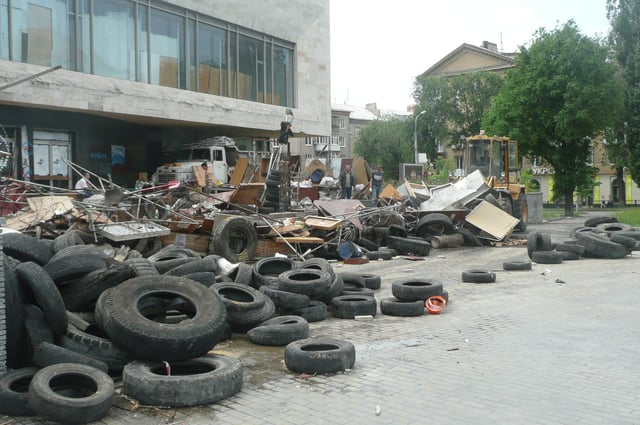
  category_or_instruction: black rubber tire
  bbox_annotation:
[558,250,580,261]
[148,246,201,262]
[182,271,217,287]
[277,269,332,297]
[0,367,38,416]
[461,269,497,283]
[569,226,596,238]
[3,254,28,368]
[356,237,378,251]
[387,235,432,256]
[59,325,132,373]
[553,243,585,256]
[2,233,54,265]
[53,231,85,253]
[226,295,276,328]
[388,224,408,238]
[123,257,160,276]
[284,338,356,374]
[229,262,254,285]
[32,341,109,374]
[361,273,382,289]
[531,251,564,264]
[123,354,243,407]
[341,286,375,297]
[415,213,455,237]
[252,257,298,288]
[211,282,266,312]
[152,257,199,274]
[391,278,443,301]
[513,194,528,231]
[211,216,258,262]
[503,260,532,271]
[365,250,393,261]
[298,257,335,280]
[28,363,114,424]
[95,275,227,361]
[576,232,627,259]
[49,244,107,264]
[338,271,366,288]
[458,227,483,247]
[331,295,377,319]
[24,305,54,358]
[527,231,553,259]
[318,273,344,304]
[247,315,310,346]
[15,262,68,338]
[59,264,136,312]
[259,286,310,310]
[596,222,633,233]
[609,233,638,251]
[584,216,618,227]
[166,255,218,276]
[43,254,107,286]
[380,297,425,317]
[282,300,328,322]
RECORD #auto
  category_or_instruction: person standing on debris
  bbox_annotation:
[370,164,384,202]
[278,121,294,157]
[201,162,214,194]
[339,163,356,199]
[74,172,93,199]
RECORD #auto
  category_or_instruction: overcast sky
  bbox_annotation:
[330,0,612,112]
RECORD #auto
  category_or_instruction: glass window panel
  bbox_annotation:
[0,0,8,60]
[273,45,293,106]
[229,31,237,98]
[92,0,135,80]
[197,22,227,96]
[188,18,195,90]
[10,0,70,67]
[238,34,260,101]
[80,0,90,73]
[149,8,185,89]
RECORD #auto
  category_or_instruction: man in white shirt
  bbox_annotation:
[75,172,93,199]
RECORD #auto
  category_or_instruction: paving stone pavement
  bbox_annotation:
[7,212,640,425]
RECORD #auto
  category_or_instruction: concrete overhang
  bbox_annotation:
[0,60,322,138]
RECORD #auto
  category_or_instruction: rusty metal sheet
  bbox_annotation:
[96,221,170,241]
[313,199,365,229]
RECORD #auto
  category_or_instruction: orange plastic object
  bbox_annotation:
[425,296,447,314]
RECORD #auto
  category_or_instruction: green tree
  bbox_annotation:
[353,117,413,180]
[607,0,640,205]
[484,21,623,216]
[413,71,503,160]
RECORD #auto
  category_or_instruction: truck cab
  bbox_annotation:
[152,136,240,186]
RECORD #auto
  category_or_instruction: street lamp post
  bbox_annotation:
[413,110,427,164]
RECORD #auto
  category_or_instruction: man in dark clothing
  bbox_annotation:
[339,163,355,199]
[370,164,384,201]
[278,121,293,144]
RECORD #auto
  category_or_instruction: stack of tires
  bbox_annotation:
[380,278,448,317]
[262,170,282,213]
[0,234,245,422]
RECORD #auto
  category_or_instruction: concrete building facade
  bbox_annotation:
[0,0,330,187]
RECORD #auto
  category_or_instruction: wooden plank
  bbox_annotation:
[229,157,249,187]
[274,236,325,244]
[160,233,210,255]
[229,183,264,205]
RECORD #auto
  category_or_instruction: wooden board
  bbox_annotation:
[27,196,74,213]
[160,233,210,255]
[229,157,249,187]
[193,165,206,187]
[229,183,264,205]
[304,216,342,231]
[380,184,404,201]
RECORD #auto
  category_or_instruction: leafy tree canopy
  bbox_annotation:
[353,116,413,181]
[412,71,503,159]
[484,21,623,215]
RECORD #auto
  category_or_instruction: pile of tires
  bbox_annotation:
[262,170,282,212]
[0,233,247,421]
[527,218,638,263]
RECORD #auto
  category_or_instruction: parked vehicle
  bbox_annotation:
[462,131,528,230]
[152,136,244,186]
